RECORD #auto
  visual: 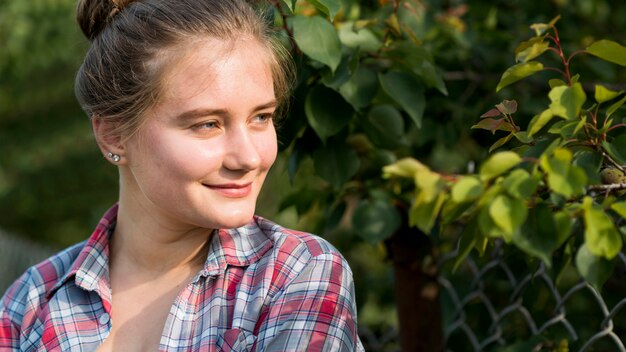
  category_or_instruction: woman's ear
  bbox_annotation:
[92,116,126,165]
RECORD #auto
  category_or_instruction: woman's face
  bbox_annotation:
[120,38,278,230]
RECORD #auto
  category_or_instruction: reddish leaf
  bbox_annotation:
[480,108,501,118]
[471,118,515,134]
[496,99,518,115]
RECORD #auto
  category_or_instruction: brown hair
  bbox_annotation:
[75,0,294,139]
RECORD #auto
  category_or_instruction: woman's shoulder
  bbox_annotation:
[254,216,347,262]
[2,241,85,306]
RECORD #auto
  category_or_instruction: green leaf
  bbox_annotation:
[540,148,587,198]
[479,204,505,239]
[513,202,560,267]
[414,169,444,202]
[548,78,567,88]
[573,151,603,184]
[352,199,401,244]
[583,197,622,259]
[362,105,405,148]
[410,191,445,234]
[479,151,522,181]
[384,42,448,95]
[337,22,383,52]
[611,201,626,220]
[452,219,478,272]
[513,131,533,144]
[576,244,615,292]
[549,83,586,120]
[379,71,426,128]
[601,134,626,165]
[496,61,544,92]
[528,109,556,137]
[595,85,624,104]
[488,133,515,153]
[489,195,527,238]
[383,158,427,179]
[339,65,378,110]
[451,176,484,203]
[306,0,341,20]
[529,16,560,36]
[587,39,626,67]
[281,0,296,12]
[313,141,360,189]
[305,85,353,142]
[607,96,626,117]
[292,15,342,71]
[502,169,539,199]
[515,40,550,63]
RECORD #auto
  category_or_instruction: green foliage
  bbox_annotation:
[383,16,626,291]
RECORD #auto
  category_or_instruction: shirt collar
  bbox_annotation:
[46,204,116,308]
[48,204,274,297]
[197,217,274,279]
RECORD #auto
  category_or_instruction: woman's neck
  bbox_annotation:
[110,199,213,276]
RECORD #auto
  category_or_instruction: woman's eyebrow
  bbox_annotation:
[176,100,277,121]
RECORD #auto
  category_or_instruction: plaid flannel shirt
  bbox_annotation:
[0,205,364,351]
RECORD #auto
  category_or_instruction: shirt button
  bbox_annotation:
[99,313,110,325]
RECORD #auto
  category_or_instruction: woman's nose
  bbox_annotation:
[222,127,261,171]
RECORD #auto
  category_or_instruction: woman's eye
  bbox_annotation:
[254,113,273,123]
[195,121,218,130]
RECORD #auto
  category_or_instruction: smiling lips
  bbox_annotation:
[203,182,252,198]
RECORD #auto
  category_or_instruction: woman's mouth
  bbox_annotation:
[203,182,252,198]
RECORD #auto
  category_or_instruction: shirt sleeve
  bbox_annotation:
[0,270,31,350]
[254,252,364,352]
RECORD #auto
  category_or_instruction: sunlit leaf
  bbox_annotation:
[451,176,484,203]
[528,109,556,137]
[502,169,539,199]
[595,85,623,104]
[540,148,587,197]
[479,151,522,181]
[383,158,427,179]
[582,197,622,259]
[515,40,550,63]
[611,201,626,220]
[496,62,544,92]
[488,133,515,153]
[489,195,527,237]
[587,39,626,67]
[549,83,586,120]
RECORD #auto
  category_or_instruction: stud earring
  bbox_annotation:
[107,152,121,163]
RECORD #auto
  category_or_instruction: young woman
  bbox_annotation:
[0,0,363,350]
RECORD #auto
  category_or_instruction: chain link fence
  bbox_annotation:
[439,244,626,351]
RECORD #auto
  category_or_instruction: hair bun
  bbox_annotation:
[76,0,133,40]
